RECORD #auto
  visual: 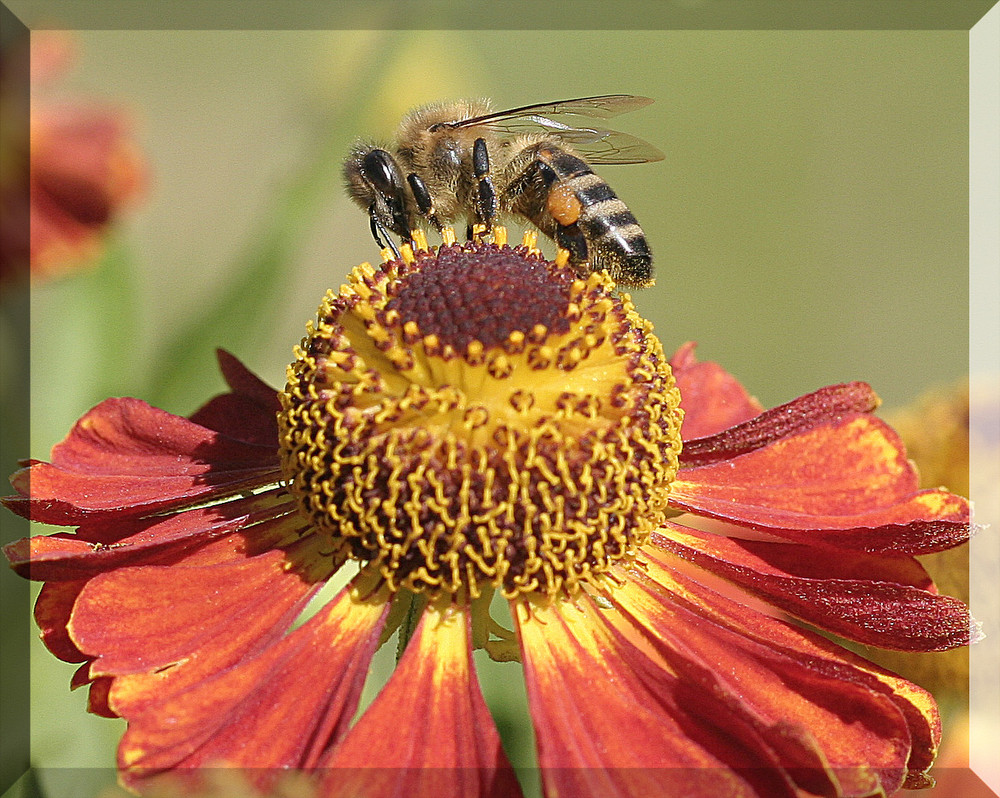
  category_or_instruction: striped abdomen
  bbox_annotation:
[533,145,653,288]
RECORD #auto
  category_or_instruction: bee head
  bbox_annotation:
[343,143,413,239]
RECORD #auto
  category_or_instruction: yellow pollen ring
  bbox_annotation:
[277,240,684,600]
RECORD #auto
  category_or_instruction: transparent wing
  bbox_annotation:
[455,95,655,123]
[443,95,664,165]
[528,123,665,164]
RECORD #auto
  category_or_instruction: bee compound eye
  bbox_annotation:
[362,149,406,198]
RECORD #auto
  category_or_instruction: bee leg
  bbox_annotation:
[532,159,589,264]
[369,207,401,259]
[472,137,497,231]
[407,173,443,232]
[554,223,589,265]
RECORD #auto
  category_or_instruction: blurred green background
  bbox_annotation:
[8,25,971,798]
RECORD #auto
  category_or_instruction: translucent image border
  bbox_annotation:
[970,2,1000,794]
[2,1,998,796]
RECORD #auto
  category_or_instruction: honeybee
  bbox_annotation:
[343,95,664,288]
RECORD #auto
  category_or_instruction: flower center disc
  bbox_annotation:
[278,237,683,599]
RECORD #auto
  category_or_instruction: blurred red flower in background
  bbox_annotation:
[0,31,146,284]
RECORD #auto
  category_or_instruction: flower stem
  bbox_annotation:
[395,590,426,662]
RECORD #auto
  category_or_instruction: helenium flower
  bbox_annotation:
[4,231,975,798]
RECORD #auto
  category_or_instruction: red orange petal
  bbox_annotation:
[216,349,281,408]
[4,397,279,523]
[187,350,281,446]
[4,488,307,582]
[679,382,879,468]
[84,674,116,718]
[655,525,974,650]
[628,545,942,789]
[69,547,318,679]
[117,578,390,794]
[669,342,763,439]
[317,599,521,798]
[515,593,808,798]
[4,498,280,581]
[186,393,279,447]
[671,413,970,552]
[35,580,89,662]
